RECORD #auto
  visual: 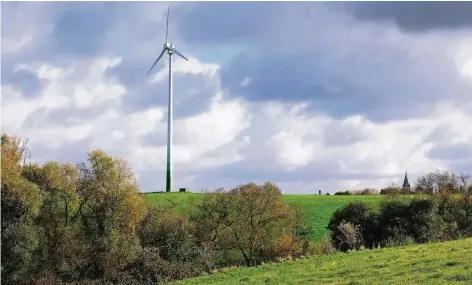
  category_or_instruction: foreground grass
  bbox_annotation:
[171,238,472,285]
[142,193,382,240]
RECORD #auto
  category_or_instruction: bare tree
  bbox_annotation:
[416,169,459,194]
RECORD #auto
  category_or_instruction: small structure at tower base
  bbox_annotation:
[179,188,189,193]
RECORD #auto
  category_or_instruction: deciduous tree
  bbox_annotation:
[1,134,42,284]
[75,150,148,278]
[194,182,294,266]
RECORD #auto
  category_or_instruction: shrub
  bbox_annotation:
[380,187,401,195]
[434,193,472,239]
[275,235,294,259]
[383,234,415,248]
[329,195,469,253]
[334,191,351,195]
[139,207,199,263]
[307,235,337,256]
[214,249,245,268]
[377,198,446,245]
[29,270,61,285]
[121,247,202,284]
[358,188,379,195]
[336,222,364,251]
[328,201,378,251]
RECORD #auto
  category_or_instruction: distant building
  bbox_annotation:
[402,171,411,193]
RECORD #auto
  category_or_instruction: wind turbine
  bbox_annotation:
[147,7,188,193]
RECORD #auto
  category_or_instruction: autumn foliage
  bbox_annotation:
[1,133,310,285]
[192,183,304,266]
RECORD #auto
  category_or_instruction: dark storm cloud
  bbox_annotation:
[176,2,284,45]
[218,50,386,120]
[177,2,470,122]
[217,42,461,122]
[341,2,472,32]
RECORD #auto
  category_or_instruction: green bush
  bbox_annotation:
[334,191,351,196]
[328,197,464,251]
[377,198,445,245]
[434,194,472,238]
[328,201,378,251]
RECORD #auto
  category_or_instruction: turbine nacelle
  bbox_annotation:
[147,8,188,75]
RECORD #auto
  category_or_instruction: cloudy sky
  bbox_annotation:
[2,2,472,193]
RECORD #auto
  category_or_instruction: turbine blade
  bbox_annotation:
[169,47,188,61]
[166,7,170,43]
[147,48,167,75]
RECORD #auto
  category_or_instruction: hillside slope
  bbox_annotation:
[171,238,472,285]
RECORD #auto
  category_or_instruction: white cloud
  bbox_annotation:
[244,99,472,186]
[12,57,127,112]
[150,56,220,83]
[1,36,33,55]
[268,131,316,169]
[452,39,472,85]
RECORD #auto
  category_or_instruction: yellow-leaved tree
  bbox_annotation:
[1,134,43,284]
[75,150,148,279]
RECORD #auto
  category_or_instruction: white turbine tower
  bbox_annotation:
[147,7,188,193]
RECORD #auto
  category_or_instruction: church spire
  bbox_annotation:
[402,171,411,193]
[403,171,410,187]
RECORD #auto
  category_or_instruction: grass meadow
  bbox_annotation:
[170,238,472,285]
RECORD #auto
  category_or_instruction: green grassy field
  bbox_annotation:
[142,193,382,241]
[282,195,381,240]
[170,238,472,285]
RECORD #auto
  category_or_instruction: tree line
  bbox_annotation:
[328,179,472,252]
[332,170,472,196]
[1,134,311,285]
